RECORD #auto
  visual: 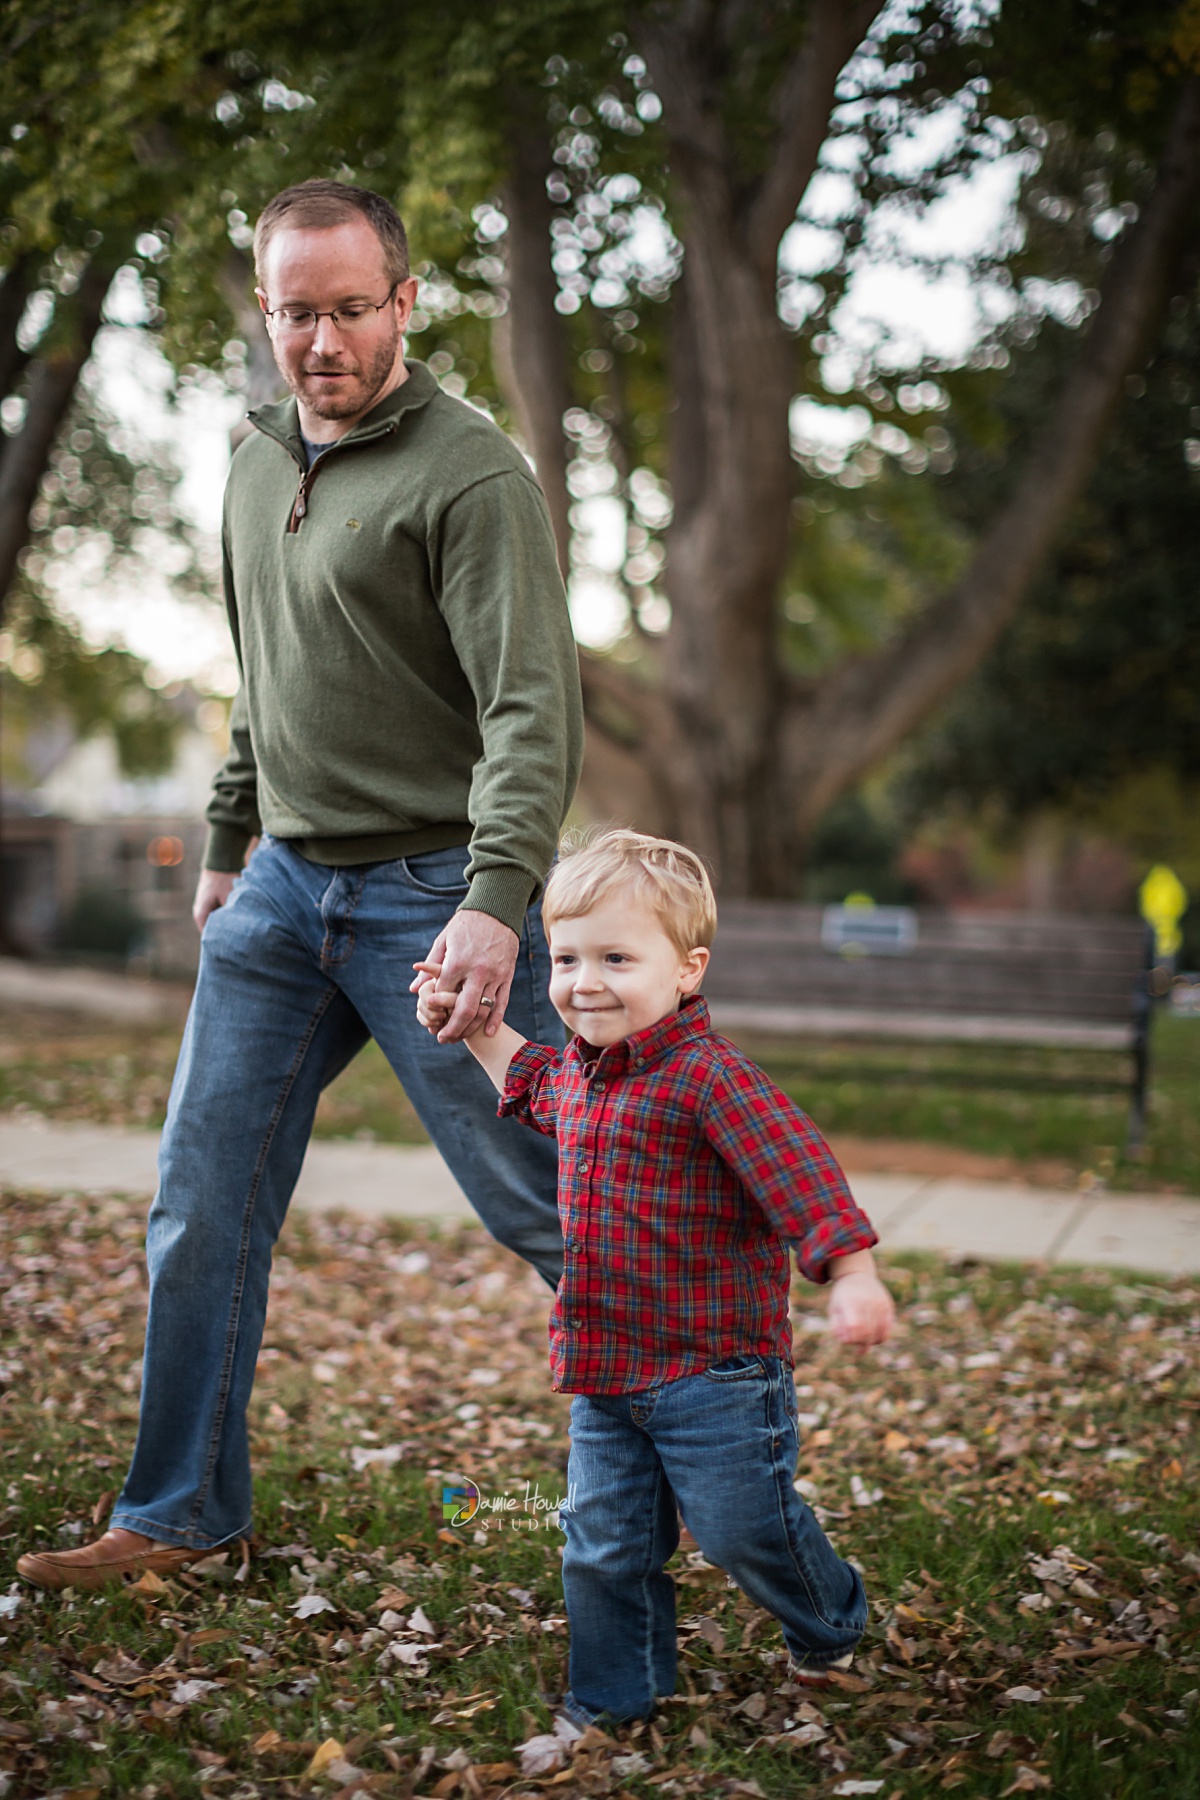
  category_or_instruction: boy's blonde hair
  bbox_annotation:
[542,829,717,955]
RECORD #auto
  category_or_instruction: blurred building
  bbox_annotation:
[1,709,222,975]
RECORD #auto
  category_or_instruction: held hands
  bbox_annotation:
[413,962,473,1041]
[413,957,527,1093]
[827,1252,896,1349]
[407,909,519,1041]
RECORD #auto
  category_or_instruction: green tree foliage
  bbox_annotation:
[898,296,1200,822]
[0,373,205,782]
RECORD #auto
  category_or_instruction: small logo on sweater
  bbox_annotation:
[345,518,361,529]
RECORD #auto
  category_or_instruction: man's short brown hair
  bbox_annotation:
[253,180,410,287]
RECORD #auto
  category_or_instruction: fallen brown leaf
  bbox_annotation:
[305,1736,346,1778]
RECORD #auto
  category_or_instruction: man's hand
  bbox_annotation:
[827,1250,895,1348]
[193,870,237,934]
[410,910,519,1041]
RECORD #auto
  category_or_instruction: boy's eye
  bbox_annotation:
[604,953,629,965]
[553,954,576,967]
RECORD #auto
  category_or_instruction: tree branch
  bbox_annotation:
[785,76,1200,826]
[577,650,679,833]
[221,248,281,445]
[578,647,655,745]
[0,258,113,620]
[745,0,884,282]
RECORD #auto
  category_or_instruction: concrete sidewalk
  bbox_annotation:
[1,1116,1197,1277]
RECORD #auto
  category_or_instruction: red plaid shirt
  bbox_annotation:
[499,995,877,1395]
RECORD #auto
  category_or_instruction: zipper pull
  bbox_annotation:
[294,490,307,519]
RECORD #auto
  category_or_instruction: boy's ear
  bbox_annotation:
[679,945,709,993]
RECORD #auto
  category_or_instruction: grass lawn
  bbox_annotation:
[2,1003,1198,1190]
[1,1188,1197,1799]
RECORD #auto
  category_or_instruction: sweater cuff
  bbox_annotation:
[460,865,538,936]
[204,824,253,873]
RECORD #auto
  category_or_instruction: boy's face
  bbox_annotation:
[548,894,709,1048]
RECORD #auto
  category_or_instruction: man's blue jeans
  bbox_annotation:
[111,838,563,1549]
[560,1355,868,1723]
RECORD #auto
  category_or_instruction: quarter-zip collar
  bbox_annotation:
[569,993,712,1082]
[247,359,440,470]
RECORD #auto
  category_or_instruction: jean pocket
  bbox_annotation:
[702,1354,765,1382]
[400,850,471,897]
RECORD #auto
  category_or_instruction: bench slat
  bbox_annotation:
[707,1003,1134,1050]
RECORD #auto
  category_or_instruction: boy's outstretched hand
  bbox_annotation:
[826,1249,895,1348]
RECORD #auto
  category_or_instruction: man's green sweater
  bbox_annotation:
[206,361,583,935]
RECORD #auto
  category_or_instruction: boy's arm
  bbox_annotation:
[464,1021,527,1094]
[413,960,563,1134]
[700,1052,893,1343]
[700,1057,878,1282]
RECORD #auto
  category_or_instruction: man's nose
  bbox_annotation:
[310,314,344,356]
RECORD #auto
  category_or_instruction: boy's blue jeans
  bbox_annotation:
[560,1354,868,1723]
[110,838,563,1550]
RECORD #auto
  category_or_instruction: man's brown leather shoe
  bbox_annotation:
[16,1528,201,1593]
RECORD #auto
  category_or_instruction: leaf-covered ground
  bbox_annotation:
[1,1187,1197,1799]
[4,1002,1199,1189]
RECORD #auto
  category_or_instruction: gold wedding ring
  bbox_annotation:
[479,996,495,1007]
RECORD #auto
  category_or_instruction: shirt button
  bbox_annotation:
[593,1080,605,1092]
[578,1158,589,1173]
[568,1316,584,1330]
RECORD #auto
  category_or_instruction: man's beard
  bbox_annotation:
[288,317,400,419]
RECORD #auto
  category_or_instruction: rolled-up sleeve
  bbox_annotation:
[498,1041,565,1137]
[700,1061,877,1283]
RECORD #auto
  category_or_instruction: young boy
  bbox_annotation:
[414,830,893,1726]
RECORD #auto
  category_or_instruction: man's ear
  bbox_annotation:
[679,945,710,993]
[394,276,420,333]
[254,286,269,315]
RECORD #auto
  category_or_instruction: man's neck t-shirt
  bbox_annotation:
[298,429,332,469]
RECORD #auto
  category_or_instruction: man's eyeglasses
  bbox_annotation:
[262,283,399,336]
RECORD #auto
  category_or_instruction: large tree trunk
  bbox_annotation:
[0,258,113,954]
[499,6,1200,895]
[495,113,576,577]
[0,259,113,615]
[0,253,36,412]
[630,0,884,893]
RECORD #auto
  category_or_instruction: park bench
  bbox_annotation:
[704,903,1155,1148]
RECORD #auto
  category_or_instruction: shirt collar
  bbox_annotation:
[568,993,711,1078]
[248,359,438,457]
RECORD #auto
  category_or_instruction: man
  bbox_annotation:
[18,180,583,1591]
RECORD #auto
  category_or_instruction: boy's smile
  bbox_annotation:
[548,895,708,1048]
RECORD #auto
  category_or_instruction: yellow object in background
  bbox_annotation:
[1139,864,1189,959]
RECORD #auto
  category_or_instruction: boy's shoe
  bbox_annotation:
[787,1653,854,1690]
[16,1528,201,1593]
